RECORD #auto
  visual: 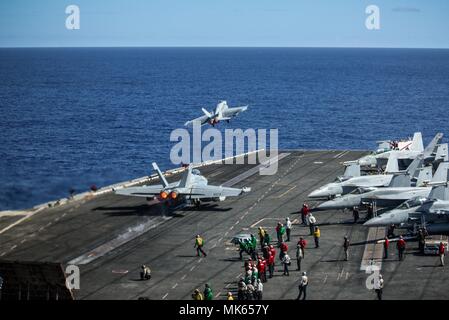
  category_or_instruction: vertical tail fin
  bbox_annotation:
[343,163,360,177]
[430,162,449,184]
[202,107,213,118]
[385,153,399,173]
[405,155,424,179]
[435,143,448,162]
[409,132,424,152]
[179,164,193,188]
[152,162,169,188]
[428,184,449,201]
[388,174,411,187]
[416,166,433,187]
[423,133,444,158]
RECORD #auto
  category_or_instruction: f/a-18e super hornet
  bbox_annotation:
[358,132,443,169]
[357,132,419,167]
[184,101,248,127]
[363,167,449,235]
[316,155,448,210]
[316,146,449,210]
[115,162,251,207]
[308,152,401,199]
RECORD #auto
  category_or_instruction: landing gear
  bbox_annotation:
[140,272,151,280]
[194,199,201,209]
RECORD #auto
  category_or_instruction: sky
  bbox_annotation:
[0,0,448,48]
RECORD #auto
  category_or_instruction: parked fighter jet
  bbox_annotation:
[115,162,251,207]
[308,153,401,199]
[316,146,449,210]
[357,133,419,167]
[363,171,449,233]
[358,132,443,168]
[184,101,248,127]
[315,155,433,210]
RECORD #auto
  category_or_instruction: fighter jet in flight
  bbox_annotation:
[184,101,248,127]
[115,162,251,207]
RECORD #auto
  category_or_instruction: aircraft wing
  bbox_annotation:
[180,185,250,199]
[114,184,165,197]
[222,106,248,118]
[184,114,210,126]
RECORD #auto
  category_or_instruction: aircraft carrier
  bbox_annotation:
[1,150,448,300]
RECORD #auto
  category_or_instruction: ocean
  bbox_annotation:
[1,47,449,210]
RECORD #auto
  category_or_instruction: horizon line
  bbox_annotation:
[1,45,449,50]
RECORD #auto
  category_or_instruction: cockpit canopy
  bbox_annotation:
[349,187,376,195]
[192,169,201,176]
[396,197,428,210]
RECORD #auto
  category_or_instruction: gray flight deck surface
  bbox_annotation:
[1,150,448,300]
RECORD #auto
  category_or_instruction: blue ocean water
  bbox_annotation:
[1,48,449,210]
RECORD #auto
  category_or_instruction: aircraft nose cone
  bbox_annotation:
[308,189,327,198]
[316,200,339,211]
[363,217,379,227]
[363,216,384,227]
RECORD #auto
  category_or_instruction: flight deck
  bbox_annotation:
[1,150,448,300]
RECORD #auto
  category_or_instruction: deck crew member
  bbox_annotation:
[308,214,317,235]
[298,237,307,258]
[313,227,321,248]
[258,227,266,248]
[282,252,291,276]
[301,203,310,225]
[267,250,275,278]
[383,237,389,259]
[192,289,204,300]
[285,217,292,242]
[352,206,360,223]
[343,236,350,261]
[374,274,384,300]
[296,271,308,300]
[296,243,303,271]
[397,236,406,261]
[204,283,213,300]
[255,279,263,300]
[194,235,207,257]
[439,242,445,267]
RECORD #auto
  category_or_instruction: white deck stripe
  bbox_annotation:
[221,153,290,187]
[0,207,44,235]
[68,216,171,265]
[360,227,386,271]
